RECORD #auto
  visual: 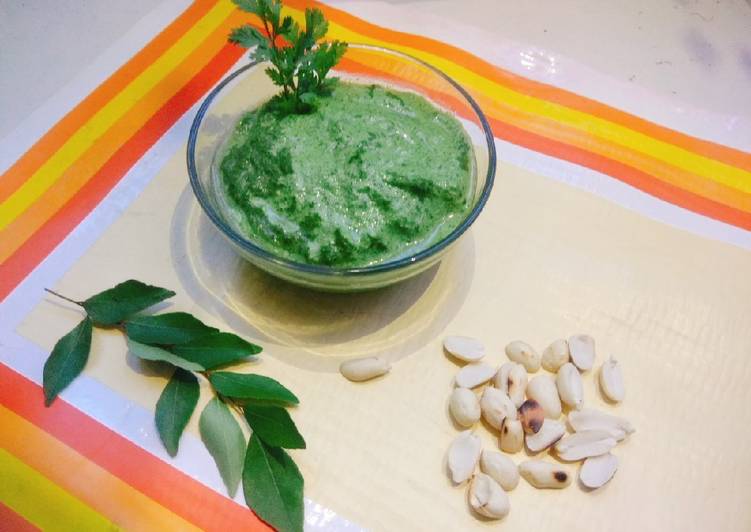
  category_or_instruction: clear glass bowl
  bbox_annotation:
[187,44,495,292]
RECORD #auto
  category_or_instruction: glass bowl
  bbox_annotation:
[187,44,495,292]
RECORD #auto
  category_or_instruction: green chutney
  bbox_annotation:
[218,82,473,267]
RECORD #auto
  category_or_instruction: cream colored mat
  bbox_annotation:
[19,149,751,531]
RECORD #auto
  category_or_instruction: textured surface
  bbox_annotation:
[19,147,751,530]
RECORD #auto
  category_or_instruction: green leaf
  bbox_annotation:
[265,66,287,86]
[243,434,304,532]
[229,24,267,49]
[310,41,347,83]
[304,8,328,41]
[155,369,199,457]
[232,0,264,16]
[278,16,297,39]
[171,332,261,370]
[267,0,282,26]
[81,280,175,326]
[210,372,298,405]
[199,398,246,497]
[228,0,345,114]
[125,312,218,345]
[127,338,205,372]
[244,404,305,449]
[43,317,93,405]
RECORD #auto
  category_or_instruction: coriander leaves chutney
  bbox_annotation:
[218,82,473,268]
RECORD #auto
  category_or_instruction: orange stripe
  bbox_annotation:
[0,364,270,531]
[304,0,751,174]
[0,502,38,532]
[0,405,200,531]
[486,115,751,229]
[0,9,246,264]
[472,94,751,215]
[0,0,217,203]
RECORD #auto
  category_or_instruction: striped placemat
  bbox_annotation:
[1,0,749,529]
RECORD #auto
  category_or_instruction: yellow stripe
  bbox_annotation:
[0,405,201,531]
[316,19,751,194]
[0,448,117,531]
[0,0,235,230]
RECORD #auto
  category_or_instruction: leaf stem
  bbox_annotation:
[44,288,82,306]
[200,370,246,418]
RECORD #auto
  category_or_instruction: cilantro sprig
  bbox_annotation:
[229,0,347,114]
[43,280,305,532]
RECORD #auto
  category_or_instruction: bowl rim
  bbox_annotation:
[187,43,496,276]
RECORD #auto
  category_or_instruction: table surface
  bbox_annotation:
[1,1,750,531]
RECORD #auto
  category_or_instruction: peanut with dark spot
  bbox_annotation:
[518,399,545,435]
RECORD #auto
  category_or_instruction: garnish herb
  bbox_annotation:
[43,280,305,532]
[229,0,347,114]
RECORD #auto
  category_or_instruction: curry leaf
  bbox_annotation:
[171,332,261,369]
[43,317,92,405]
[155,369,199,457]
[245,404,305,449]
[82,280,175,325]
[210,372,299,405]
[41,277,306,526]
[125,312,218,345]
[199,398,246,497]
[243,434,304,532]
[127,338,205,372]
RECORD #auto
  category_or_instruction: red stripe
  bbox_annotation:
[0,43,244,302]
[0,502,39,532]
[0,363,270,531]
[488,118,751,230]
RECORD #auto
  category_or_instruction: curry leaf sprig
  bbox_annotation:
[229,0,347,114]
[43,280,305,532]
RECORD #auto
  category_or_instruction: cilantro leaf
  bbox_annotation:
[229,24,267,48]
[305,8,328,42]
[229,0,347,113]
